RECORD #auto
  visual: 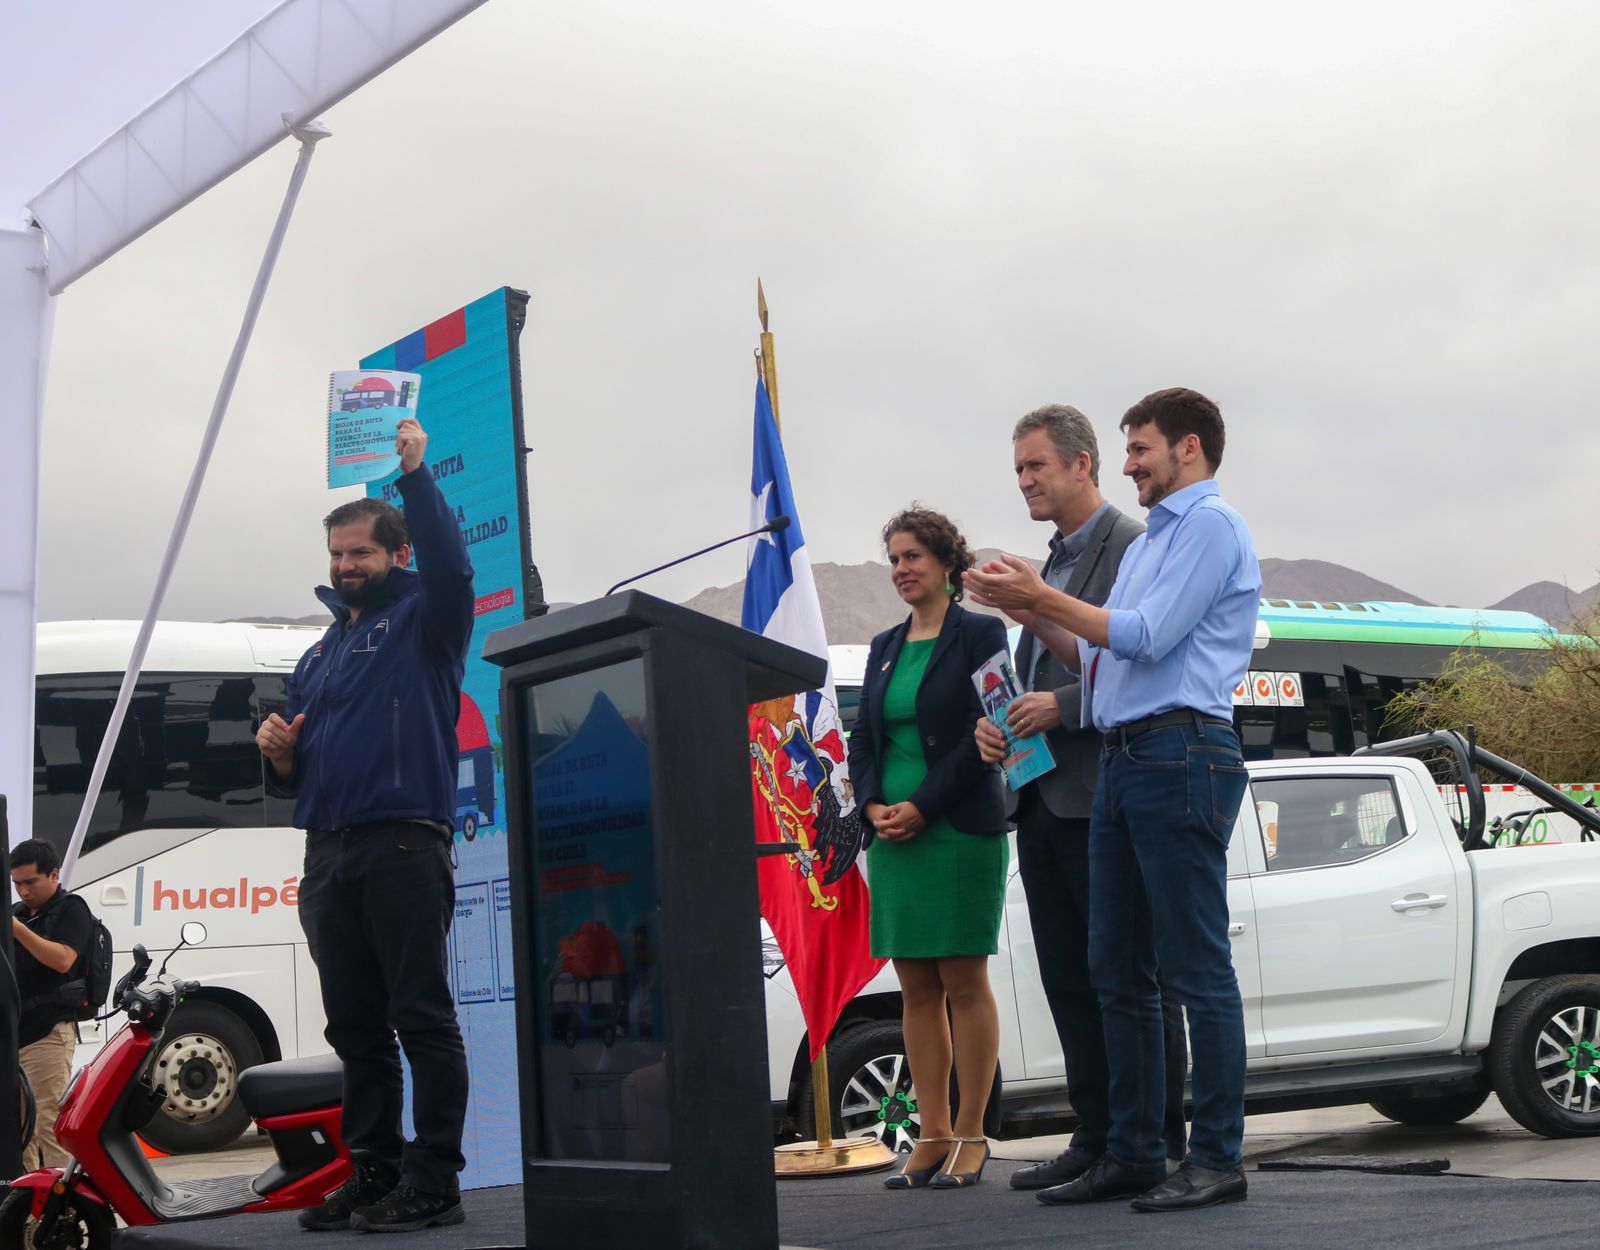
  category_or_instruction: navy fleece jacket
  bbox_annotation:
[280,464,475,832]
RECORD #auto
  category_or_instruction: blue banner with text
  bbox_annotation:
[361,287,531,1190]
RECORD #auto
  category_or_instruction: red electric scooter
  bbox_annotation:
[2,922,350,1248]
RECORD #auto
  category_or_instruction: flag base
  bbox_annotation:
[773,1136,898,1177]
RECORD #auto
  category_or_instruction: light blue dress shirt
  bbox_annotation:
[1080,480,1260,731]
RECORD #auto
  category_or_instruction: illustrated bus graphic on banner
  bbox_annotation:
[456,691,497,840]
[340,374,413,411]
[550,921,630,1050]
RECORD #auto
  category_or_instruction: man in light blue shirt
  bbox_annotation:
[974,406,1189,1195]
[967,387,1259,1213]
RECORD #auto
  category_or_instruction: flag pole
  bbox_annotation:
[759,280,895,1178]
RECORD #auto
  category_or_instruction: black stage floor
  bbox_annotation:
[114,1160,1600,1250]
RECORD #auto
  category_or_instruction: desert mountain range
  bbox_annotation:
[678,556,1599,643]
[241,557,1598,642]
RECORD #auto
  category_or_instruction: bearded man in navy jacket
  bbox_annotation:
[257,417,472,1234]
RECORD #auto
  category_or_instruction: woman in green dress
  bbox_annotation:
[847,507,1009,1189]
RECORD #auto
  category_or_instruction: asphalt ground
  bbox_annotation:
[114,1169,1600,1250]
[115,1096,1598,1248]
[142,1091,1600,1187]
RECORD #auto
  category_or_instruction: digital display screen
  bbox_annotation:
[360,289,531,1188]
[523,657,668,1163]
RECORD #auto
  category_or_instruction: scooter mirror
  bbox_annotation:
[180,921,208,948]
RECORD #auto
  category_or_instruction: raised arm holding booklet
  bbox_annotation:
[326,369,422,487]
[972,649,1056,789]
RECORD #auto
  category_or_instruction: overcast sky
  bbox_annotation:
[5,0,1598,623]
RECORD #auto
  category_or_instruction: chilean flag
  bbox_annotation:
[742,379,885,1064]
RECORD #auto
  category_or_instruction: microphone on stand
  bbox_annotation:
[605,515,791,597]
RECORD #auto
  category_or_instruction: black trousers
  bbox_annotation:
[300,824,468,1196]
[1014,789,1188,1160]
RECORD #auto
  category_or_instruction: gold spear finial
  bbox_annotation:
[756,278,780,432]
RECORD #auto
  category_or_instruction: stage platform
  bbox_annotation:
[113,1158,1600,1250]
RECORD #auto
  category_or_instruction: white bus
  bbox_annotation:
[34,620,327,1153]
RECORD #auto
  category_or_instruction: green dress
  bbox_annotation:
[866,638,1008,959]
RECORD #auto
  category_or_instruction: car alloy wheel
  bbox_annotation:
[817,1022,922,1153]
[1490,974,1600,1137]
[839,1051,919,1150]
[1533,1004,1600,1114]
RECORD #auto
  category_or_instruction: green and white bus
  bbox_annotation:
[1235,599,1597,847]
[841,600,1561,758]
[1235,599,1558,760]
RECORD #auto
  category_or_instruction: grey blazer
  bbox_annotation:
[1009,504,1145,819]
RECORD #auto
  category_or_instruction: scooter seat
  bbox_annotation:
[238,1053,345,1119]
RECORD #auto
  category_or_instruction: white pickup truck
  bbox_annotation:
[764,730,1600,1145]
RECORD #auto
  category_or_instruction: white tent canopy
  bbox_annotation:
[3,0,489,851]
[29,0,489,293]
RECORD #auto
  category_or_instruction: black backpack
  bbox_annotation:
[73,911,115,1021]
[18,895,114,1022]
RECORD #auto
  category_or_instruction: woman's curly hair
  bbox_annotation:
[881,505,976,602]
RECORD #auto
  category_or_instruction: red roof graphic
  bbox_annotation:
[353,375,396,393]
[456,693,491,752]
[560,921,625,977]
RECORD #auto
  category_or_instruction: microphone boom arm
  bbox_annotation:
[605,515,790,597]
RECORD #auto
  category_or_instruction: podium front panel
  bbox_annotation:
[519,654,670,1163]
[496,617,782,1250]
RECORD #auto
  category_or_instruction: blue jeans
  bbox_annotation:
[1088,721,1249,1172]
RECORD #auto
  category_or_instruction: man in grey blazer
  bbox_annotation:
[976,405,1188,1194]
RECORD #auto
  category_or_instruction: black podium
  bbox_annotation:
[484,592,825,1250]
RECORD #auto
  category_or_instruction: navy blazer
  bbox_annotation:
[847,601,1009,838]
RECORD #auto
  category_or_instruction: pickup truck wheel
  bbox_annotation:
[795,1021,1002,1151]
[797,1021,920,1152]
[140,1001,265,1154]
[1489,974,1600,1138]
[1369,1087,1490,1126]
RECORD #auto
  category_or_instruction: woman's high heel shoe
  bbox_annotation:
[928,1136,990,1189]
[883,1137,956,1189]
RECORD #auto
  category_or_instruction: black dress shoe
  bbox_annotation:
[1036,1156,1167,1205]
[1130,1162,1248,1212]
[1010,1145,1100,1191]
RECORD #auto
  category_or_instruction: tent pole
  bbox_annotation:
[60,118,331,885]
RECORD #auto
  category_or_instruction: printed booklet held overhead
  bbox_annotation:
[327,369,422,487]
[972,649,1057,789]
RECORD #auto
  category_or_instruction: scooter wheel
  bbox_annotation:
[0,1187,117,1249]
